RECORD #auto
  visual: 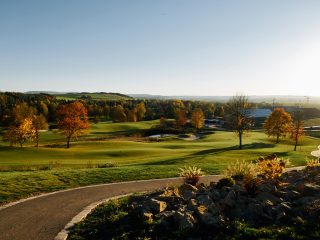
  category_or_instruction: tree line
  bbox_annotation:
[0,92,309,150]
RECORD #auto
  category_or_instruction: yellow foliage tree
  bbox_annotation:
[264,108,293,143]
[136,102,146,121]
[3,118,36,148]
[191,108,204,129]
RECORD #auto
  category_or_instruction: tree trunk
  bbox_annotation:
[67,136,71,148]
[294,135,298,151]
[276,134,279,144]
[239,132,242,149]
[36,134,39,148]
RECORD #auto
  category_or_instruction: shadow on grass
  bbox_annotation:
[191,142,275,156]
[142,142,276,166]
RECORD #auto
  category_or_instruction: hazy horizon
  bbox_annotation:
[1,0,320,96]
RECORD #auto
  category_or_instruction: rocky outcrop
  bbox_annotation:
[128,166,320,234]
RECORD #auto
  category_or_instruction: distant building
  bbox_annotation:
[244,108,272,118]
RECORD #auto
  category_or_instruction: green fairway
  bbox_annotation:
[0,120,319,204]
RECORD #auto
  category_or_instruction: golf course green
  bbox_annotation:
[0,120,319,204]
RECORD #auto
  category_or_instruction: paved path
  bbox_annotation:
[0,175,222,240]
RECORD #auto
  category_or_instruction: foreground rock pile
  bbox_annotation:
[130,167,320,234]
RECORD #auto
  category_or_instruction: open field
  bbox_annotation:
[53,92,132,101]
[0,120,319,204]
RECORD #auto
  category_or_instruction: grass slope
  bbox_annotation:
[0,120,319,204]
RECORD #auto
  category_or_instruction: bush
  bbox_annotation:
[224,160,257,180]
[306,158,320,167]
[257,154,286,179]
[243,174,262,197]
[216,177,235,189]
[97,162,117,168]
[179,166,204,186]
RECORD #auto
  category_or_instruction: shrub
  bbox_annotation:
[216,177,235,189]
[86,160,94,168]
[97,162,117,168]
[39,165,52,171]
[224,160,257,180]
[179,166,204,186]
[243,174,262,197]
[257,154,286,179]
[306,158,320,167]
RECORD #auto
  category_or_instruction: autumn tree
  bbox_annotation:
[56,102,89,148]
[264,108,293,143]
[127,108,137,122]
[12,102,36,124]
[136,102,146,121]
[225,95,253,149]
[33,114,49,148]
[113,105,127,122]
[3,118,36,148]
[177,109,188,126]
[2,103,37,147]
[291,111,304,151]
[191,108,204,129]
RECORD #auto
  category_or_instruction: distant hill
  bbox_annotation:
[128,94,320,104]
[25,91,132,101]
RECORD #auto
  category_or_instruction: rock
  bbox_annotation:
[258,183,277,193]
[220,186,231,198]
[146,199,167,213]
[295,196,316,205]
[276,211,286,220]
[298,183,320,196]
[180,184,198,200]
[173,211,196,231]
[223,190,236,207]
[187,198,198,212]
[243,203,264,223]
[209,190,221,201]
[196,194,214,208]
[279,202,291,211]
[284,190,301,200]
[180,183,198,192]
[256,192,281,205]
[197,210,224,227]
[143,212,153,223]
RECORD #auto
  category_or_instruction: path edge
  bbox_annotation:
[54,193,133,240]
[0,166,304,211]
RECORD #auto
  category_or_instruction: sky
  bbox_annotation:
[0,0,320,96]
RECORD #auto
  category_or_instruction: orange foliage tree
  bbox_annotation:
[264,108,293,143]
[191,108,204,129]
[56,102,89,148]
[177,109,188,126]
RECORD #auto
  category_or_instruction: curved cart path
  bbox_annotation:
[0,167,303,240]
[0,175,222,240]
